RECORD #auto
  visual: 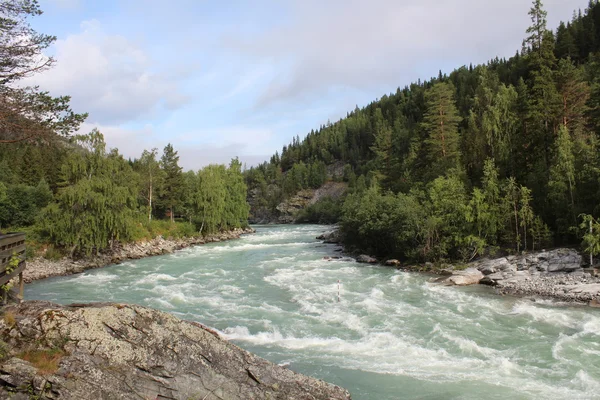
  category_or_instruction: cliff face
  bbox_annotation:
[249,182,347,224]
[0,301,351,400]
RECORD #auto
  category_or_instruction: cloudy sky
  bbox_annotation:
[29,0,588,170]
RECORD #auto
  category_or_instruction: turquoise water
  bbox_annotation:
[26,225,600,400]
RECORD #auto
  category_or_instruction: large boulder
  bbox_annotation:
[356,255,378,264]
[385,259,401,267]
[441,268,484,286]
[0,302,351,400]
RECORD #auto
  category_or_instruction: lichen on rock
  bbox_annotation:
[0,301,351,400]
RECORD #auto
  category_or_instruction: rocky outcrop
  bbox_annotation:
[316,228,342,244]
[248,182,348,224]
[472,249,600,303]
[0,301,351,400]
[439,268,484,286]
[23,227,255,283]
[276,190,315,223]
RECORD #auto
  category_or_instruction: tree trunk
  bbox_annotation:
[148,181,153,221]
[514,202,520,253]
[591,219,594,266]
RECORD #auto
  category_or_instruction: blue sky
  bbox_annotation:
[29,0,589,170]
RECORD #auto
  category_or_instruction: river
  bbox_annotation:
[25,225,600,400]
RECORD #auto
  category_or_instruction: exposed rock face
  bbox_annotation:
[0,301,351,400]
[248,182,348,224]
[439,268,484,286]
[276,190,315,224]
[24,227,255,283]
[473,249,600,303]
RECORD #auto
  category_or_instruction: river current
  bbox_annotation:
[26,225,600,399]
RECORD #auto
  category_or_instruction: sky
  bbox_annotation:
[27,0,590,170]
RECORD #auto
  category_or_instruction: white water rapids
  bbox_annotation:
[26,225,600,399]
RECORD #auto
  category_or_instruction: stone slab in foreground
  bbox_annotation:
[0,301,351,400]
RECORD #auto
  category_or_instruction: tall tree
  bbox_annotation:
[136,148,164,221]
[159,143,184,223]
[523,0,560,176]
[548,125,576,237]
[421,82,462,178]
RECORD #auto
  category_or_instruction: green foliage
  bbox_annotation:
[134,148,164,221]
[37,130,138,256]
[421,82,462,178]
[295,197,342,224]
[0,180,52,228]
[159,143,184,222]
[183,161,249,234]
[0,0,87,144]
[580,214,600,258]
[127,218,197,242]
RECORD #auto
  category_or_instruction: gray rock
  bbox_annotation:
[385,259,401,267]
[356,255,377,264]
[0,302,351,400]
[440,268,484,286]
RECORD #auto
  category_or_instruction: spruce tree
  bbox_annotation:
[160,143,184,223]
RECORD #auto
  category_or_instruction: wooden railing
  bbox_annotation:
[0,233,26,303]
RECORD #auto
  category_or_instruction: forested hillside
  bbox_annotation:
[0,1,249,257]
[246,0,600,263]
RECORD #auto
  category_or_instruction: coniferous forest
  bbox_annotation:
[3,0,600,264]
[246,0,600,263]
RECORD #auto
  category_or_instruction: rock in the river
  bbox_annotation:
[385,259,401,267]
[316,229,342,244]
[0,301,351,400]
[441,268,484,286]
[356,254,378,264]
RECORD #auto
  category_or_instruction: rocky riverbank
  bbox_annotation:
[470,249,600,304]
[0,301,351,399]
[23,227,255,283]
[315,227,600,306]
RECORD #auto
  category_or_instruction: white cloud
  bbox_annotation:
[81,121,271,170]
[26,19,188,125]
[226,0,589,108]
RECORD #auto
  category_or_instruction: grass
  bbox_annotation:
[3,311,16,327]
[18,349,65,375]
[127,218,197,241]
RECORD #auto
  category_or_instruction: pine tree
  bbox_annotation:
[555,57,590,132]
[421,82,462,178]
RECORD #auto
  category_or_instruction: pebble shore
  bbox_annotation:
[23,227,255,283]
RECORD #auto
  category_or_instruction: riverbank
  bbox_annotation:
[316,227,600,306]
[23,227,255,283]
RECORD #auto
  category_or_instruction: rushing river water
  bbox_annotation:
[26,225,600,400]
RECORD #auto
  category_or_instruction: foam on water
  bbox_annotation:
[24,224,600,400]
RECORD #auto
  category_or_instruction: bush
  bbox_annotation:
[296,197,342,224]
